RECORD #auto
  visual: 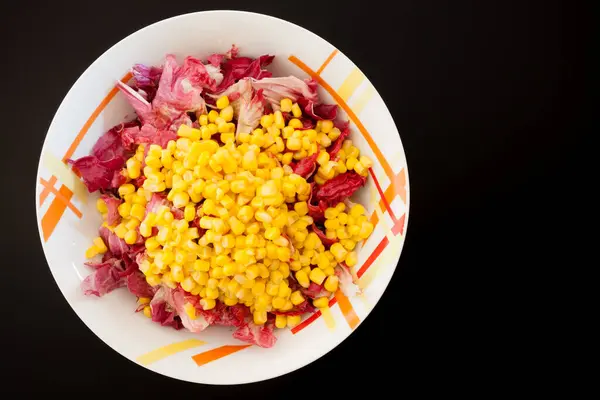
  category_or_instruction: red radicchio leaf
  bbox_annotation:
[311,223,338,247]
[131,64,162,102]
[292,149,320,178]
[122,124,177,150]
[81,264,125,297]
[92,121,138,162]
[68,156,124,193]
[307,182,328,222]
[297,97,338,120]
[100,194,122,226]
[327,125,351,160]
[232,321,277,348]
[99,226,129,257]
[110,170,127,189]
[301,282,329,299]
[315,171,367,207]
[126,271,155,298]
[131,176,146,189]
[151,302,183,330]
[216,54,274,92]
[84,257,122,271]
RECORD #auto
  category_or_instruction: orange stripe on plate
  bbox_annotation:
[62,72,132,162]
[380,168,407,209]
[316,49,339,75]
[357,236,389,278]
[39,175,58,205]
[288,55,395,181]
[41,185,72,241]
[39,178,82,218]
[191,345,251,366]
[291,297,338,334]
[335,290,360,329]
[369,168,397,223]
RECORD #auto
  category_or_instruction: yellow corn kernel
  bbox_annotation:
[320,119,334,134]
[206,287,219,300]
[118,184,135,197]
[280,98,293,112]
[124,230,138,245]
[324,275,339,293]
[208,109,219,122]
[253,310,268,325]
[309,267,326,285]
[113,223,127,239]
[142,306,152,318]
[127,203,143,221]
[96,198,108,214]
[264,226,281,241]
[284,293,304,311]
[199,298,216,310]
[117,202,131,218]
[328,127,341,141]
[216,95,230,109]
[359,221,374,239]
[324,207,340,220]
[288,118,303,129]
[330,242,348,262]
[313,296,329,309]
[91,237,107,253]
[272,296,286,309]
[354,161,367,175]
[340,239,356,251]
[260,113,274,128]
[345,251,358,267]
[275,314,287,329]
[290,102,302,118]
[287,315,301,328]
[295,270,310,288]
[85,245,98,259]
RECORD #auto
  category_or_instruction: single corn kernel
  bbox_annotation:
[260,114,274,128]
[253,310,268,325]
[313,296,329,309]
[296,270,310,288]
[345,251,358,267]
[118,184,135,197]
[85,246,98,259]
[143,306,152,318]
[275,314,287,329]
[359,221,374,239]
[288,118,303,129]
[354,161,367,175]
[208,109,219,122]
[216,95,230,109]
[309,267,326,285]
[124,230,138,245]
[264,226,281,241]
[96,198,108,213]
[272,296,286,309]
[330,243,348,262]
[92,237,108,253]
[321,120,334,133]
[280,98,293,112]
[287,315,301,328]
[200,298,216,310]
[324,275,339,292]
[291,103,302,118]
[130,203,145,221]
[290,290,304,306]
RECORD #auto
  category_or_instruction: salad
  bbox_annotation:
[74,45,374,348]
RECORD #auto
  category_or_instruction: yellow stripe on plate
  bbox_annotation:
[321,307,336,331]
[43,152,89,204]
[351,85,375,115]
[136,339,207,366]
[338,68,365,102]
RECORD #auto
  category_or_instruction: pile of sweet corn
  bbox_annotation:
[86,96,374,329]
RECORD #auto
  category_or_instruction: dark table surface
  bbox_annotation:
[0,0,589,394]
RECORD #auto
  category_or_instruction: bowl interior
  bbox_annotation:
[36,10,409,384]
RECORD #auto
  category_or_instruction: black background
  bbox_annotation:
[0,0,590,394]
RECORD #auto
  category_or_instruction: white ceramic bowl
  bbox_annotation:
[35,10,410,384]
